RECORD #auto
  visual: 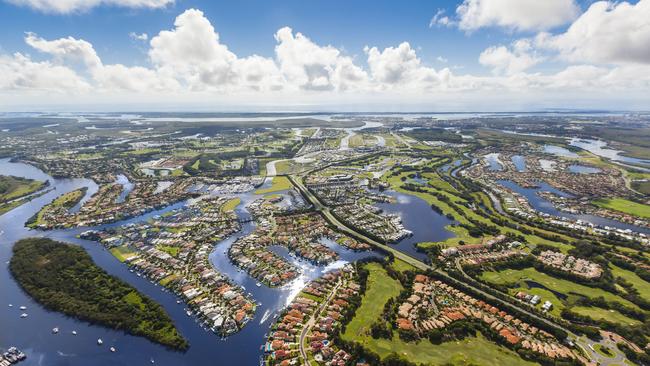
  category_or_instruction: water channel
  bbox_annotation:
[0,159,381,366]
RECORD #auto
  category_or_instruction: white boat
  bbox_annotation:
[52,327,59,334]
[20,313,28,318]
[19,306,27,310]
[72,330,77,335]
[186,310,192,316]
[97,338,103,345]
[8,304,12,307]
[256,282,262,287]
[110,347,116,352]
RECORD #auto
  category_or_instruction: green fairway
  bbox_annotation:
[342,263,538,366]
[592,198,650,219]
[610,264,650,302]
[572,306,641,326]
[256,176,292,194]
[479,267,642,311]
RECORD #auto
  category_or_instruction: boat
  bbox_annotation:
[186,310,192,316]
[20,313,28,318]
[150,358,155,364]
[176,300,181,304]
[110,347,116,353]
[72,330,77,335]
[19,306,27,310]
[97,338,103,345]
[256,282,262,287]
[8,304,12,307]
[52,327,59,334]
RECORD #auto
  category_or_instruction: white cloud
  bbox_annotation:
[429,9,453,28]
[436,56,448,63]
[25,32,102,70]
[4,0,173,14]
[479,39,541,75]
[456,0,579,31]
[0,53,90,93]
[129,32,148,41]
[274,27,368,91]
[535,0,650,65]
[2,6,650,110]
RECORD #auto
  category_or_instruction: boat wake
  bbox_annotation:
[259,309,271,324]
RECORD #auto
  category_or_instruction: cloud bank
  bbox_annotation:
[1,3,650,110]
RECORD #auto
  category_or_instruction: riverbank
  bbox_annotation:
[9,237,188,350]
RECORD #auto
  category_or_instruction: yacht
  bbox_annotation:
[52,327,59,334]
[20,313,28,318]
[72,330,77,335]
[97,338,103,345]
[19,306,27,310]
[110,347,116,353]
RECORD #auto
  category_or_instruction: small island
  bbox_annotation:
[9,237,188,350]
[25,187,86,228]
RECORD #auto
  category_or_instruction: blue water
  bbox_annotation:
[568,165,601,174]
[497,179,650,234]
[0,159,381,366]
[543,145,578,158]
[375,190,456,261]
[569,138,650,168]
[511,155,526,172]
[485,153,503,172]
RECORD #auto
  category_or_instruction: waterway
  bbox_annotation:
[0,159,381,366]
[375,190,456,262]
[569,138,650,168]
[497,179,650,235]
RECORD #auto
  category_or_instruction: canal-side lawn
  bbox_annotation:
[592,198,650,219]
[110,245,138,262]
[342,263,538,366]
[256,176,291,194]
[221,197,241,212]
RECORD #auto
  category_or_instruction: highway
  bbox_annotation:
[287,173,612,363]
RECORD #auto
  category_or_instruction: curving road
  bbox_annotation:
[299,279,342,365]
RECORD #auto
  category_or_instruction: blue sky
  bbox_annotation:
[0,0,648,111]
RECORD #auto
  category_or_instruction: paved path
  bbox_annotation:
[299,280,342,365]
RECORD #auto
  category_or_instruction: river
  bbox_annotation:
[0,159,380,366]
[497,179,650,235]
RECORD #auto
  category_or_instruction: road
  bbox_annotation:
[288,174,622,364]
[298,279,342,365]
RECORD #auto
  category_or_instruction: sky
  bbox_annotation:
[0,0,648,112]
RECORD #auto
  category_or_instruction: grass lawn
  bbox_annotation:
[390,258,416,273]
[110,246,138,262]
[342,263,537,366]
[572,306,641,326]
[479,267,642,312]
[610,264,650,302]
[0,175,45,202]
[592,198,650,219]
[221,197,241,212]
[256,176,292,194]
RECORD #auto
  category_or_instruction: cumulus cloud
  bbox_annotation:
[4,0,173,14]
[1,6,650,109]
[479,39,541,75]
[25,32,102,70]
[456,0,579,31]
[274,27,367,91]
[535,0,650,65]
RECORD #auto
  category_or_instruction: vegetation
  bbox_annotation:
[0,175,46,215]
[256,176,292,194]
[10,238,188,350]
[341,263,536,365]
[592,198,650,219]
[221,197,241,212]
